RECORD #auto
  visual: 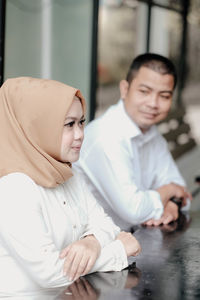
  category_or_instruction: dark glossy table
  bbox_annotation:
[52,207,199,300]
[6,197,200,300]
[64,204,200,300]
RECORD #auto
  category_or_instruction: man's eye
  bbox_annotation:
[139,89,148,94]
[65,121,75,127]
[161,95,170,100]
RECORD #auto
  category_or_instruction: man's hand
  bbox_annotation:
[143,201,178,226]
[156,182,192,206]
[116,231,141,257]
[60,235,101,281]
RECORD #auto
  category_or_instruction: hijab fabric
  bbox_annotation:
[0,77,85,188]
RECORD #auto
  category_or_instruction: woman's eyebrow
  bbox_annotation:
[65,117,77,121]
[65,115,84,121]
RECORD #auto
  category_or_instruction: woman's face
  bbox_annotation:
[60,96,85,163]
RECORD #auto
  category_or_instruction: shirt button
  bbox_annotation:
[73,225,76,229]
[63,201,66,205]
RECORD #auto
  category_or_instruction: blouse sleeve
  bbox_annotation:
[0,173,73,288]
[77,174,129,272]
[89,239,128,273]
[78,173,122,248]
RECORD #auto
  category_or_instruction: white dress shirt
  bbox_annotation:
[75,100,186,229]
[0,171,128,296]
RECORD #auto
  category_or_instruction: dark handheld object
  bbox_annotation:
[195,176,200,183]
[124,261,137,272]
[169,196,183,210]
[191,176,200,197]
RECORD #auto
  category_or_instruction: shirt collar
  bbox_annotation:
[115,100,141,139]
[136,125,158,146]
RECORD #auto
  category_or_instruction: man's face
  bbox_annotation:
[120,66,174,132]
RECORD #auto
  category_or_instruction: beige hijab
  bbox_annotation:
[0,77,85,187]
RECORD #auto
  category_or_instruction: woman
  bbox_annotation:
[0,77,141,295]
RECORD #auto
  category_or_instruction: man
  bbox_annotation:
[75,53,192,230]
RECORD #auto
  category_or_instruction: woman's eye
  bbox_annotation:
[65,121,75,127]
[79,118,86,126]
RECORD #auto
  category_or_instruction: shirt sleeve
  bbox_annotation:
[77,141,163,225]
[0,173,73,288]
[151,136,191,212]
[151,135,186,188]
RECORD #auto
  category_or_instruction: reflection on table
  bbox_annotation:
[58,267,141,300]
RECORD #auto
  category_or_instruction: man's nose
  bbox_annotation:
[148,94,159,108]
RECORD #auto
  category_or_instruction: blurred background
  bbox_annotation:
[0,0,200,171]
[96,0,200,149]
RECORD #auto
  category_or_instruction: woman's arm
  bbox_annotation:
[60,175,141,280]
[60,231,141,281]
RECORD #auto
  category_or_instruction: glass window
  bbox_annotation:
[4,0,93,118]
[96,0,182,117]
[153,0,182,11]
[182,0,200,144]
[96,0,146,117]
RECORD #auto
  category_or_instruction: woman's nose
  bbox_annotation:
[74,125,84,140]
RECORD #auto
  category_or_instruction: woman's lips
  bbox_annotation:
[72,145,81,151]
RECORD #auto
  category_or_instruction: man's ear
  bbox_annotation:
[119,80,129,100]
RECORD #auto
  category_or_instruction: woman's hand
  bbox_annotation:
[59,278,99,300]
[60,235,101,281]
[116,231,141,257]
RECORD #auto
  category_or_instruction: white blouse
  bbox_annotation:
[0,171,128,296]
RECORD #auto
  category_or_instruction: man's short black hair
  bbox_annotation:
[126,53,177,89]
